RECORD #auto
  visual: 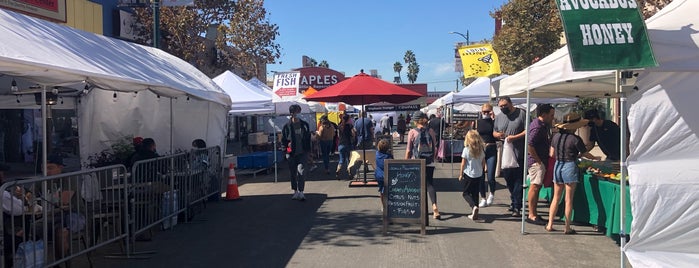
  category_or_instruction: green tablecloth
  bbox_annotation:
[549,173,632,237]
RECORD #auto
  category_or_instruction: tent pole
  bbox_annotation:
[170,98,174,154]
[618,70,628,268]
[41,86,48,177]
[362,98,367,184]
[274,119,278,183]
[521,88,531,234]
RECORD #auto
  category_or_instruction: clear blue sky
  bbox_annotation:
[264,0,508,92]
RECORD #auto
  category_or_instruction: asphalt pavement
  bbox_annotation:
[87,142,627,268]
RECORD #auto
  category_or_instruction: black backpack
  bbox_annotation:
[412,128,434,164]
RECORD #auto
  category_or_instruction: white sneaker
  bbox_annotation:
[479,198,488,207]
[291,192,300,200]
[298,192,306,201]
[468,207,479,221]
[486,193,494,206]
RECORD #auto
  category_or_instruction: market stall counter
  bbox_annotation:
[554,172,632,239]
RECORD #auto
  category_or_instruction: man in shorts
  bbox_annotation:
[526,104,555,225]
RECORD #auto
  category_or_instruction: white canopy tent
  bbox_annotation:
[0,9,231,168]
[624,0,699,266]
[213,71,275,115]
[494,1,699,266]
[496,48,617,98]
[247,77,273,92]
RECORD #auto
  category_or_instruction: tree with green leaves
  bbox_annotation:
[132,0,281,79]
[403,50,420,83]
[393,61,403,83]
[491,0,563,74]
[318,60,329,68]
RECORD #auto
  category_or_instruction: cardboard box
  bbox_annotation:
[248,132,268,145]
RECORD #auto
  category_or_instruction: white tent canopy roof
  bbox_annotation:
[497,47,617,98]
[248,77,273,91]
[214,71,272,112]
[0,9,230,106]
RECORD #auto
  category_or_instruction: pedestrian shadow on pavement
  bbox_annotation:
[91,193,327,268]
[302,209,430,248]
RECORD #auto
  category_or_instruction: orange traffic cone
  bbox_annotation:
[226,163,241,200]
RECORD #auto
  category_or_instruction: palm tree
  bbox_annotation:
[393,61,403,83]
[319,60,329,68]
[404,50,419,83]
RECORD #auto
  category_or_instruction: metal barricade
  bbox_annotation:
[0,165,128,268]
[129,153,188,243]
[187,146,222,208]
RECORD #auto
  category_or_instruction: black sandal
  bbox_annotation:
[564,229,577,235]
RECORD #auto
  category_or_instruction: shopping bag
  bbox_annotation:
[501,138,519,169]
[14,240,45,268]
[543,157,555,187]
[80,173,102,202]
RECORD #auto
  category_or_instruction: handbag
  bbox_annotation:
[501,138,519,169]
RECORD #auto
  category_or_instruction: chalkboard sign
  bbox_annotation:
[383,159,426,235]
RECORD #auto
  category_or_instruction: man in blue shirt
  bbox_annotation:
[354,111,374,149]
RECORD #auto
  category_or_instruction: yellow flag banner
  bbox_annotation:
[458,44,502,78]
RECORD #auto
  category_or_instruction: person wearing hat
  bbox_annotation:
[545,112,597,234]
[406,111,441,219]
[282,104,312,201]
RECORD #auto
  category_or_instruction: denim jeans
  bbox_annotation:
[502,158,524,210]
[337,144,350,176]
[480,144,498,198]
[320,140,333,171]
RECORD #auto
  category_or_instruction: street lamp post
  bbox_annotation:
[153,0,160,48]
[449,30,469,45]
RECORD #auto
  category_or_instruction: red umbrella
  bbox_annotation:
[305,71,423,186]
[304,71,422,104]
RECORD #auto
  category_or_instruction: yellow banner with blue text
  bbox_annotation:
[458,44,502,78]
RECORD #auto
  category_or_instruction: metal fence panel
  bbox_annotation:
[0,165,128,268]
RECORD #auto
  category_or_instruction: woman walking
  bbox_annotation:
[406,111,440,219]
[317,117,336,175]
[336,114,355,180]
[476,103,497,207]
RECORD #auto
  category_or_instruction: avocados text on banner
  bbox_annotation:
[556,0,657,71]
[458,44,502,78]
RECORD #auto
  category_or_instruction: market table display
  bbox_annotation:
[555,172,632,238]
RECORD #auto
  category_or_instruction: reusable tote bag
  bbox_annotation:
[501,138,519,169]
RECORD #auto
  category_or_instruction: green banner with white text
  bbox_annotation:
[556,0,657,71]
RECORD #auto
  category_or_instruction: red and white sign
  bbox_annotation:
[0,0,66,22]
[272,72,301,101]
[295,67,346,91]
